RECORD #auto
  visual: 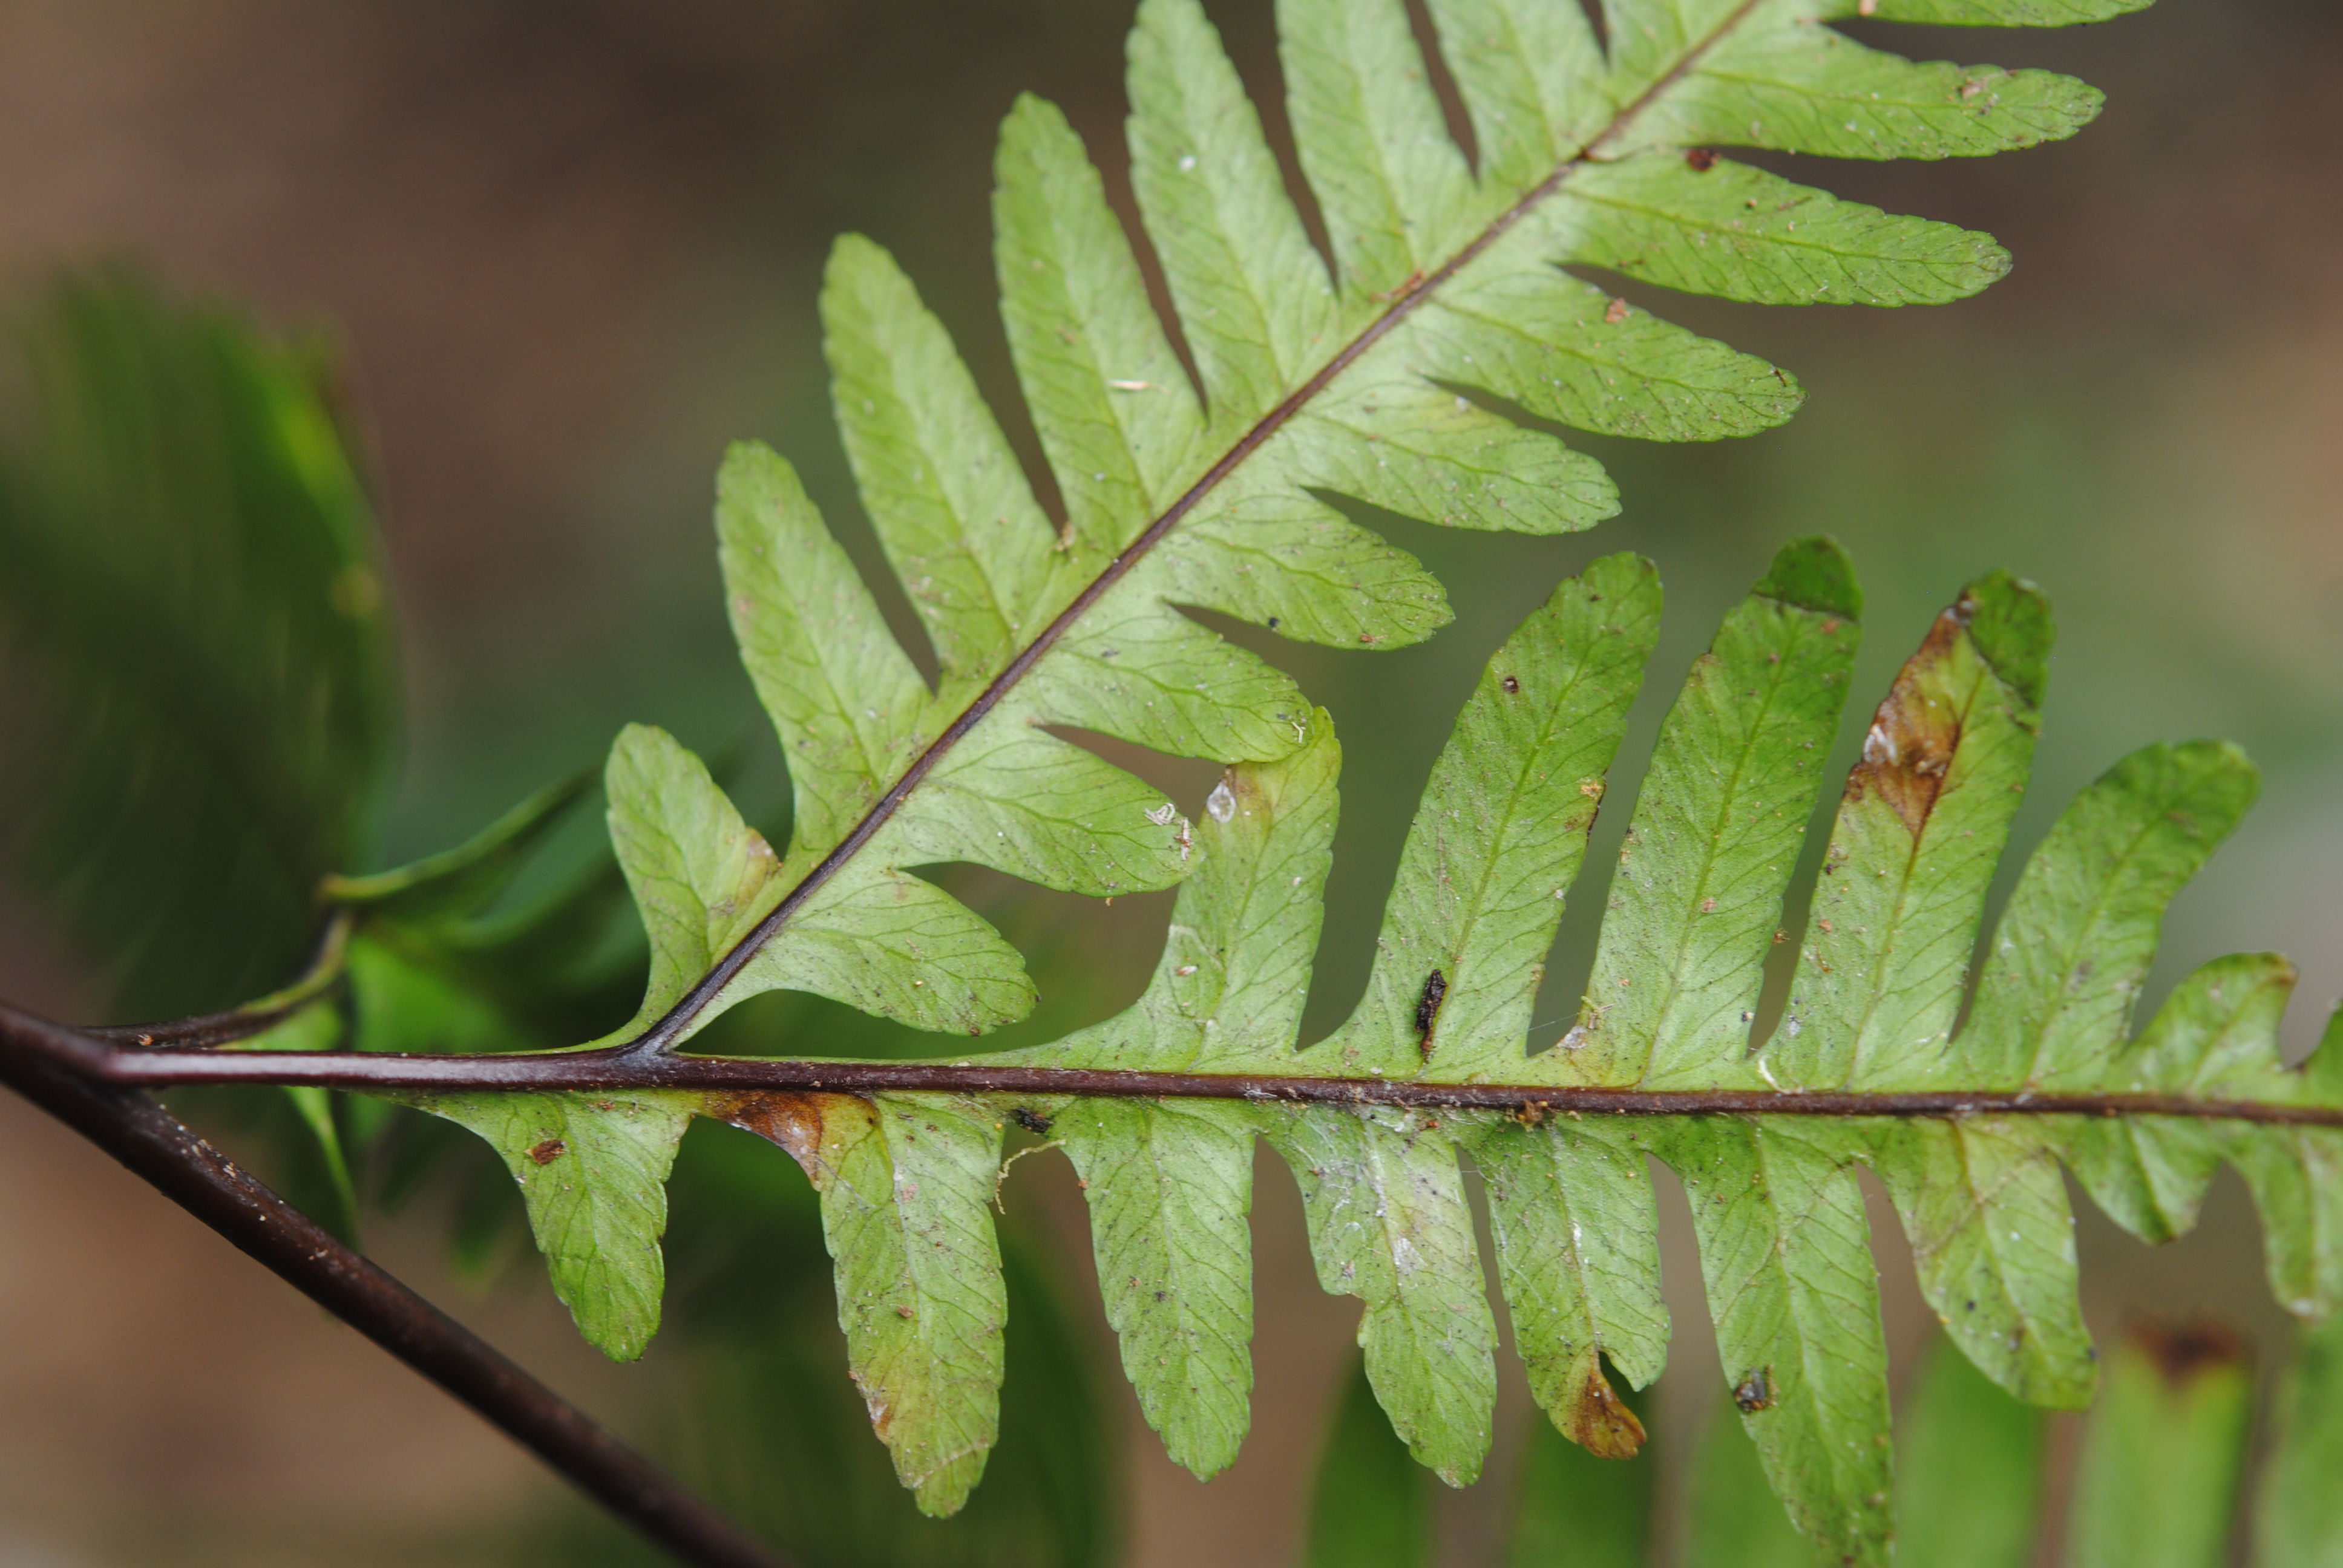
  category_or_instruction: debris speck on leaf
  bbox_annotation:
[1414,969,1449,1057]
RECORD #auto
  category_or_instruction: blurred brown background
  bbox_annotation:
[0,0,2338,1563]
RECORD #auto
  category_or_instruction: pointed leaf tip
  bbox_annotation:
[825,228,883,277]
[1959,570,2054,711]
[1755,536,1861,621]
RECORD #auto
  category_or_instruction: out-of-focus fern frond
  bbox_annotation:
[0,268,397,1017]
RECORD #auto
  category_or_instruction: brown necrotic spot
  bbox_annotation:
[527,1138,567,1165]
[1842,595,1975,837]
[1565,1356,1648,1459]
[713,1089,872,1183]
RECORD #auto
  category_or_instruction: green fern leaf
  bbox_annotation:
[559,0,2121,1079]
[425,1088,697,1362]
[1475,1115,1666,1459]
[716,1089,1013,1517]
[1844,0,2151,29]
[1670,1113,1895,1561]
[1561,156,2012,306]
[1555,538,1861,1089]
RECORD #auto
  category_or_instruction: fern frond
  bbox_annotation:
[594,0,2114,1065]
[289,532,2342,1566]
[407,0,2131,1367]
[189,0,2298,1551]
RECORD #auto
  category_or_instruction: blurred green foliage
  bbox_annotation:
[1893,1336,2046,1568]
[1679,1385,1809,1568]
[2257,1294,2343,1567]
[0,269,398,1019]
[2066,1324,2253,1568]
[1299,1357,1431,1568]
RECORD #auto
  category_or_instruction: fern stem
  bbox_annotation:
[0,1005,791,1568]
[21,1003,2336,1128]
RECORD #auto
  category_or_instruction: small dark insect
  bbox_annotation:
[1685,146,1719,172]
[1009,1106,1054,1136]
[528,1138,568,1166]
[1734,1367,1775,1413]
[1501,674,1520,694]
[1267,616,1280,630]
[1414,968,1449,1056]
